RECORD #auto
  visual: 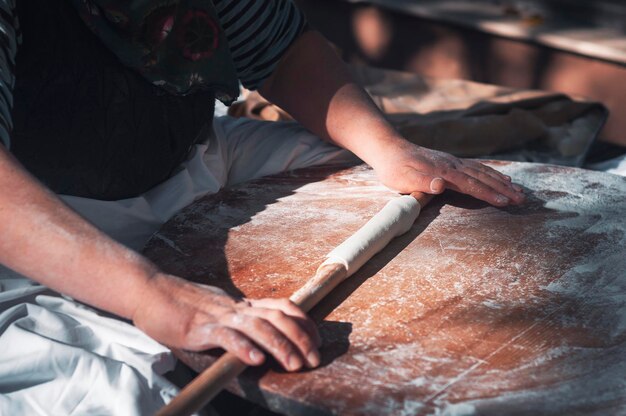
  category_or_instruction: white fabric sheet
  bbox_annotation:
[0,116,354,415]
[587,153,626,177]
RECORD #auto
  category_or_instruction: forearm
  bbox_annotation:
[259,30,525,205]
[258,30,402,169]
[0,146,155,319]
[0,146,322,369]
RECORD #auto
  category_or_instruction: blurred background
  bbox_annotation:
[294,0,626,153]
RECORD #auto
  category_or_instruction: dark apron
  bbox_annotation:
[11,0,216,200]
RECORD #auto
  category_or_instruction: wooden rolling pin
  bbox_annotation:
[157,192,433,416]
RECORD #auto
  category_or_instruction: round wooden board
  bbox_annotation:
[144,161,626,416]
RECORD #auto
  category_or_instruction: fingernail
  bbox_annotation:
[430,177,445,193]
[495,195,510,205]
[288,354,302,371]
[512,184,523,192]
[504,175,512,181]
[307,350,321,368]
[249,349,264,364]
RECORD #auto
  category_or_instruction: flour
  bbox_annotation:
[419,163,626,415]
[146,162,626,415]
[438,402,476,416]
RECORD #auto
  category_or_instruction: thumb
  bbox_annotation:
[391,167,446,194]
[428,177,446,194]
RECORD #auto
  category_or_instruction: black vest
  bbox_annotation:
[11,0,215,200]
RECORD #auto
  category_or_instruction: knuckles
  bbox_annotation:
[278,298,297,310]
[464,176,482,189]
[269,309,287,322]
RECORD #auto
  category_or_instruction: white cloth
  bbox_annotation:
[63,117,354,251]
[0,116,354,415]
[587,153,626,177]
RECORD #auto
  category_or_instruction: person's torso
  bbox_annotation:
[11,0,216,200]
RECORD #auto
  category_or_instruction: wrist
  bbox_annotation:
[130,270,171,323]
[356,133,414,171]
[95,253,161,321]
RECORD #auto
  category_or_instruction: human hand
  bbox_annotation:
[370,139,525,206]
[132,273,321,371]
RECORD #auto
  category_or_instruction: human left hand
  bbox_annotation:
[369,138,526,206]
[257,30,525,207]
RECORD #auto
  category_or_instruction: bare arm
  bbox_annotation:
[260,31,525,206]
[0,146,154,317]
[0,145,320,371]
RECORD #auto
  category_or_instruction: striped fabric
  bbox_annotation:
[0,0,18,148]
[214,0,306,90]
[0,0,305,148]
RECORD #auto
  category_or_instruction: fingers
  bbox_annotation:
[186,326,266,366]
[375,143,526,206]
[430,177,446,194]
[442,170,510,206]
[242,306,321,369]
[389,167,447,195]
[248,298,321,347]
[404,158,525,207]
[470,162,524,193]
[440,164,524,207]
[145,278,321,371]
[213,327,266,365]
[470,161,512,184]
[463,167,525,205]
[221,308,318,372]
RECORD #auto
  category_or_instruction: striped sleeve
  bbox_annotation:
[213,0,306,91]
[0,0,18,148]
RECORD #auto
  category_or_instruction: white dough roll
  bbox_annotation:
[321,195,422,276]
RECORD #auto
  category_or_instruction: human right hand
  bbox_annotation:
[0,145,321,373]
[132,273,321,372]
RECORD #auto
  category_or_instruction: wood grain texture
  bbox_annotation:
[144,162,626,415]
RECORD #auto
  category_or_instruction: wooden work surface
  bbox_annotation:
[143,161,626,415]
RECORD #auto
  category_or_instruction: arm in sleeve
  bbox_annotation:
[0,0,18,148]
[213,0,306,91]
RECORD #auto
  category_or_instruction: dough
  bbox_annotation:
[322,195,421,276]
